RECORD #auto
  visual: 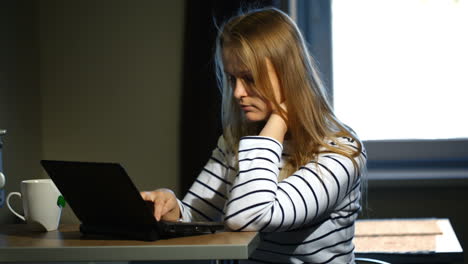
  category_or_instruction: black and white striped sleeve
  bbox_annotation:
[224,136,365,232]
[178,136,232,222]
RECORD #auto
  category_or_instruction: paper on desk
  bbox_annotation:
[354,219,442,253]
[355,235,437,253]
[355,219,442,237]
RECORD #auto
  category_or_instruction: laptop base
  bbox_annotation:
[80,224,160,241]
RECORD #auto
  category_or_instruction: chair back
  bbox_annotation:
[355,257,391,264]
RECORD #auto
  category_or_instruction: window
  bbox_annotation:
[292,0,468,180]
[333,0,468,141]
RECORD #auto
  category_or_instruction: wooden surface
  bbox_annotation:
[355,218,463,263]
[0,224,260,262]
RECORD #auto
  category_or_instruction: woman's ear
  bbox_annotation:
[265,58,284,104]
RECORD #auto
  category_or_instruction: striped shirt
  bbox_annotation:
[178,135,367,264]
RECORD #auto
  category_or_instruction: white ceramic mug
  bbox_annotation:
[6,179,63,231]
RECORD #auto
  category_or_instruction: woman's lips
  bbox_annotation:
[241,105,255,112]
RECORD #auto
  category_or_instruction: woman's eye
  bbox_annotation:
[227,75,236,86]
[243,75,254,84]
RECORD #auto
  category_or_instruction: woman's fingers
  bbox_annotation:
[279,102,287,112]
[140,190,178,221]
[140,191,150,200]
[265,58,283,105]
[140,191,162,220]
[154,198,165,221]
[153,192,171,221]
[159,195,180,221]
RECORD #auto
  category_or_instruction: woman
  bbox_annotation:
[142,7,367,264]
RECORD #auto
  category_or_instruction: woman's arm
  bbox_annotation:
[178,135,232,222]
[224,136,366,231]
[141,136,231,222]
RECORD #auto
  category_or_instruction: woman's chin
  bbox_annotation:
[244,112,267,122]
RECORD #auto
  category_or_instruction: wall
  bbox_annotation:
[39,0,185,223]
[1,0,185,224]
[0,0,42,224]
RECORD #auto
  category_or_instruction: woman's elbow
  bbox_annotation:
[224,217,245,231]
[224,209,272,231]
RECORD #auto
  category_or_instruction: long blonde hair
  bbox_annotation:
[215,8,363,180]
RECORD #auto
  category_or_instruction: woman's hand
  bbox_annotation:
[260,59,288,143]
[260,109,288,144]
[140,188,181,222]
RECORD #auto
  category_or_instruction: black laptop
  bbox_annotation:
[40,160,224,241]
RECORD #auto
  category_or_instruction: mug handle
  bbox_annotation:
[6,192,26,221]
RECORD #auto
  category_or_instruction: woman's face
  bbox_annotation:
[223,56,281,123]
[229,71,271,122]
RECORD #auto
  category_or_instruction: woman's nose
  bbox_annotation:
[233,79,248,100]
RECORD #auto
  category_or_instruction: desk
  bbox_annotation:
[0,219,462,263]
[355,218,463,263]
[0,224,259,262]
